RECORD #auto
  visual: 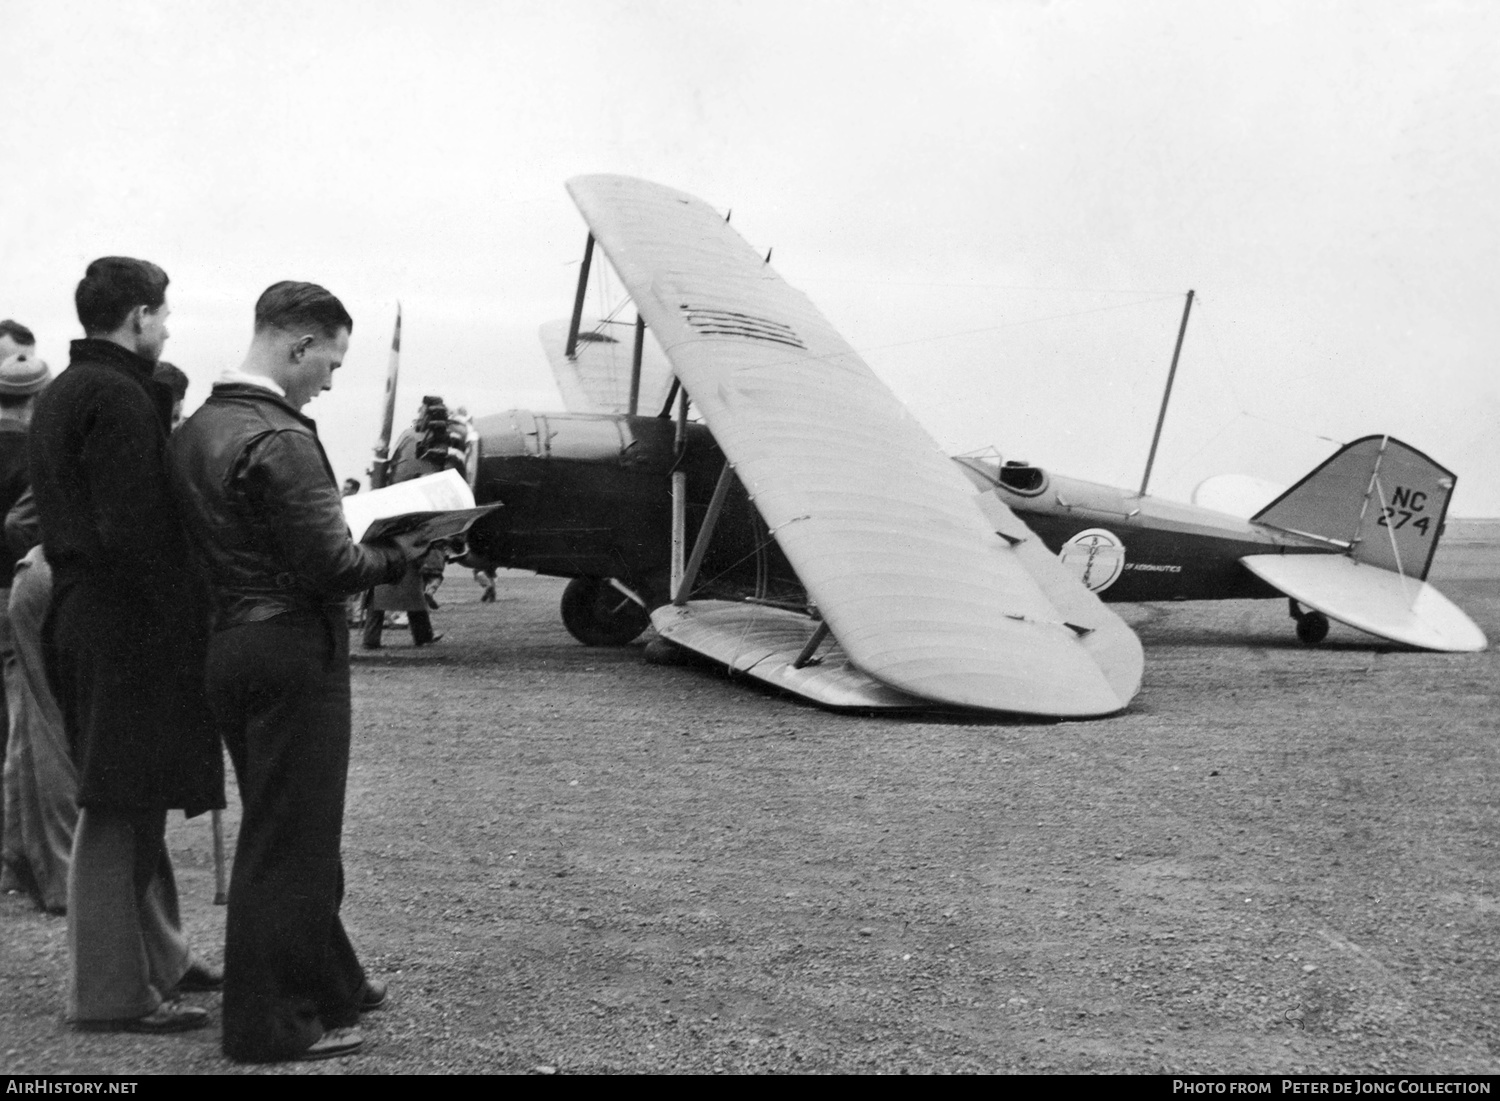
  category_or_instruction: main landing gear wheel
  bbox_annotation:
[1288,599,1330,646]
[560,577,650,646]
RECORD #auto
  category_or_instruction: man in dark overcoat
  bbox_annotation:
[170,281,414,1062]
[28,257,224,1033]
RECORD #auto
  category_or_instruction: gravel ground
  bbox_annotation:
[1,537,1496,1075]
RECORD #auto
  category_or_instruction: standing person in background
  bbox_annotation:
[0,320,39,861]
[152,362,189,430]
[0,344,50,902]
[1,488,73,914]
[361,396,469,648]
[170,281,418,1062]
[28,257,223,1034]
[473,565,497,603]
[4,361,197,914]
[0,319,35,366]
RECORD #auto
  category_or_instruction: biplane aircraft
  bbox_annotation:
[374,176,1485,718]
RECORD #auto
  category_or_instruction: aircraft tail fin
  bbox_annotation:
[1251,435,1456,582]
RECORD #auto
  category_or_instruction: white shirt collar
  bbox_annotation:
[216,367,286,398]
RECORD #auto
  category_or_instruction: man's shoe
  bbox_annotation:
[175,961,223,993]
[76,1001,210,1034]
[359,979,387,1012]
[301,1026,364,1060]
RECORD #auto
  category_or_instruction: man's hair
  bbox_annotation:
[254,281,353,339]
[152,361,189,402]
[75,257,169,335]
[0,320,35,346]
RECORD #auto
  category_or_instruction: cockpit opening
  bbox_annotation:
[951,451,1050,497]
[998,460,1048,496]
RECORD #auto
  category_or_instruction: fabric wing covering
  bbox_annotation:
[567,175,1142,716]
[539,316,676,416]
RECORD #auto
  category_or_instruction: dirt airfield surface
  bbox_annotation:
[2,527,1497,1076]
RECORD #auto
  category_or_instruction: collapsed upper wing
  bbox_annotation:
[567,175,1142,716]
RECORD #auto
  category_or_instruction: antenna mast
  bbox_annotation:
[1139,289,1195,497]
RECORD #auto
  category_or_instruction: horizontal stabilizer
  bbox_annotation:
[1241,554,1487,652]
[651,602,928,711]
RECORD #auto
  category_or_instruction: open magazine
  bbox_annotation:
[341,469,501,546]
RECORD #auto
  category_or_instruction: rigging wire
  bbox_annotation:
[1142,296,1345,493]
[849,295,1181,358]
[795,278,1187,296]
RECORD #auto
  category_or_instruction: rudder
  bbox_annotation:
[1251,435,1455,581]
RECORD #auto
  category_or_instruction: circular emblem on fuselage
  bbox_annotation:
[1059,528,1126,593]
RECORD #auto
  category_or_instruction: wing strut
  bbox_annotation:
[669,387,690,599]
[564,233,595,359]
[629,314,646,415]
[674,461,736,605]
[658,377,681,419]
[793,621,831,668]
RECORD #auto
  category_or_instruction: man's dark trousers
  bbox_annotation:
[207,608,365,1063]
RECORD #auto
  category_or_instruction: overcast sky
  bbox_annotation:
[5,0,1496,513]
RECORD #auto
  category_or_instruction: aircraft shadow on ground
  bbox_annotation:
[1123,600,1419,652]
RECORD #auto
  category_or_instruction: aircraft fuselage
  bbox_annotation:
[459,410,1328,611]
[465,410,801,607]
[952,456,1324,602]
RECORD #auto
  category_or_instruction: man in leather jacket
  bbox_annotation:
[169,281,417,1063]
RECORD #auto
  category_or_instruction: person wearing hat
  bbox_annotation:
[0,350,50,403]
[0,319,36,364]
[0,341,49,895]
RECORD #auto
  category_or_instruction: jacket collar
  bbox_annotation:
[69,337,158,380]
[207,382,319,433]
[69,338,173,429]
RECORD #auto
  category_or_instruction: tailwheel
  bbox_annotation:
[1288,599,1330,646]
[560,576,650,646]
